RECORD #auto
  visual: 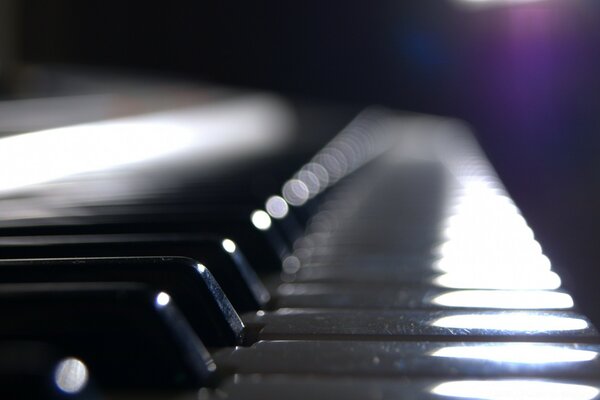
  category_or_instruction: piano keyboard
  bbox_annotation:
[0,97,598,400]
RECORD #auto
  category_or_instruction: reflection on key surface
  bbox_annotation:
[251,210,272,231]
[431,379,600,400]
[431,290,574,310]
[431,343,598,364]
[431,313,589,332]
[54,357,89,394]
[433,270,561,290]
[203,375,600,400]
[214,340,600,379]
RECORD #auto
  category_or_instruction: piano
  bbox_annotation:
[4,1,600,398]
[0,69,599,399]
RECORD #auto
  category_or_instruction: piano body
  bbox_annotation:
[2,1,600,399]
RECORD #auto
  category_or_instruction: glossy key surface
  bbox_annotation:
[0,257,244,346]
[243,309,597,342]
[199,376,600,400]
[274,284,575,310]
[0,234,270,312]
[0,283,215,389]
[214,340,600,378]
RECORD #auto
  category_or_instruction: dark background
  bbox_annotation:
[12,0,600,322]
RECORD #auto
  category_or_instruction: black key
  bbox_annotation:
[0,283,215,389]
[0,257,244,347]
[0,209,287,274]
[0,234,270,312]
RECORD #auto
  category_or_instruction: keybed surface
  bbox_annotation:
[0,103,596,399]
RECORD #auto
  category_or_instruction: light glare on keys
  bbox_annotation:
[0,122,194,193]
[0,97,293,193]
[431,343,598,364]
[431,380,600,400]
[282,179,310,206]
[431,290,574,309]
[431,313,589,332]
[434,252,551,273]
[54,357,89,394]
[433,140,559,298]
[282,255,301,274]
[265,195,290,219]
[279,109,393,207]
[196,263,207,273]
[296,170,321,198]
[434,270,561,290]
[221,238,237,253]
[304,162,329,188]
[251,210,272,230]
[155,291,171,307]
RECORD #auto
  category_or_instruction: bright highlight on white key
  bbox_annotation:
[438,178,552,276]
[431,380,600,400]
[432,129,560,299]
[434,270,561,290]
[432,343,598,364]
[431,313,589,332]
[432,290,574,309]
